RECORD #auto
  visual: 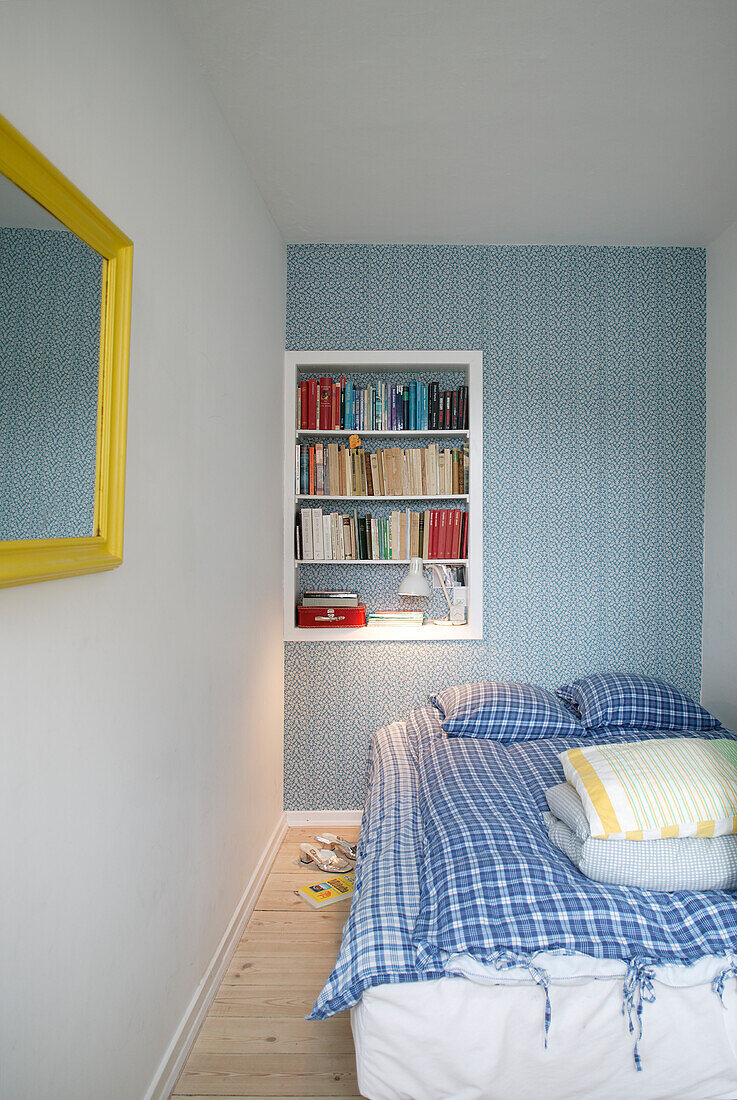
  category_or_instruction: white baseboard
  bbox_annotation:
[144,811,288,1100]
[285,810,363,826]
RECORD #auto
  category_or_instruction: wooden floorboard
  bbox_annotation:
[171,825,364,1099]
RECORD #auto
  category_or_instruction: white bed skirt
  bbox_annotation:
[351,960,737,1100]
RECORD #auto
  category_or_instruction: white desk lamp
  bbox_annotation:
[398,558,466,625]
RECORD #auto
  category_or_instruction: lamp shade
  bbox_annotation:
[398,557,432,598]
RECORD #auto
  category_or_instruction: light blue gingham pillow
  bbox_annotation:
[556,672,720,731]
[430,681,583,740]
[545,782,737,891]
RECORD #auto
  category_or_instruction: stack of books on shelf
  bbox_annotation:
[297,376,469,432]
[296,507,467,562]
[296,441,468,497]
[301,590,358,607]
[366,610,425,627]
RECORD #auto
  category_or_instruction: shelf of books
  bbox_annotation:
[283,351,483,640]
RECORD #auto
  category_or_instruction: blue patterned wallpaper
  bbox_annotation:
[284,245,706,810]
[0,228,102,539]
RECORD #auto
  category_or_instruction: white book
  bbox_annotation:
[312,508,324,560]
[427,444,437,496]
[330,513,339,560]
[337,513,345,559]
[301,508,313,561]
[371,517,379,560]
[323,515,332,560]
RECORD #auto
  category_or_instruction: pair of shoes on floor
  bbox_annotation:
[299,833,357,873]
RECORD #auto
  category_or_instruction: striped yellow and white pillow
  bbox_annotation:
[559,738,737,840]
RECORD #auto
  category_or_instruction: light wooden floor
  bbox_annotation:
[172,825,363,1099]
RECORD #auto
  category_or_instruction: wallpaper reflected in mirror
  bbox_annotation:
[0,171,103,540]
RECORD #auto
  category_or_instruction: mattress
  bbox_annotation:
[312,704,737,1099]
[352,961,737,1100]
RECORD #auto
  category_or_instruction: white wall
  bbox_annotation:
[0,3,285,1097]
[703,218,737,727]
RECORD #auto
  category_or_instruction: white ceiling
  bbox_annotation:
[167,0,737,245]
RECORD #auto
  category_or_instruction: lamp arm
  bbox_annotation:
[429,564,453,614]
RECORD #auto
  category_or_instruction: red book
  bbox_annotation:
[319,376,332,430]
[438,510,447,560]
[308,379,318,429]
[300,381,309,429]
[308,445,315,495]
[428,510,436,559]
[451,391,458,431]
[444,392,452,429]
[452,509,461,558]
[461,512,468,559]
[332,382,340,430]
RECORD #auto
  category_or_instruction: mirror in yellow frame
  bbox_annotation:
[0,113,132,587]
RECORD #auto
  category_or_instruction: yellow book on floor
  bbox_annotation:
[297,872,355,908]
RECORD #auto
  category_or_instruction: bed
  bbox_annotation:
[311,700,737,1100]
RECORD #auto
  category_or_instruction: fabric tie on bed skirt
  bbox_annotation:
[712,956,737,1006]
[622,957,656,1072]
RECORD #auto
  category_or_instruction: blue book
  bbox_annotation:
[409,381,416,430]
[300,445,309,494]
[346,380,353,430]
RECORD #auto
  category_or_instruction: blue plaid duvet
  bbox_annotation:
[311,704,737,1064]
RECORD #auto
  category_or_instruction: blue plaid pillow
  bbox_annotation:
[556,672,721,731]
[430,681,583,740]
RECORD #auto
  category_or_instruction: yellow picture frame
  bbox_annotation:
[0,113,133,587]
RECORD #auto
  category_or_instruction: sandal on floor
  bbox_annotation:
[299,843,353,873]
[315,833,357,862]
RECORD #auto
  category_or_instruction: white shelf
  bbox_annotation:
[296,429,469,438]
[284,350,483,642]
[295,494,469,502]
[297,558,468,565]
[285,622,478,642]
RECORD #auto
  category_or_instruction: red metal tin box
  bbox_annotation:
[297,604,366,628]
